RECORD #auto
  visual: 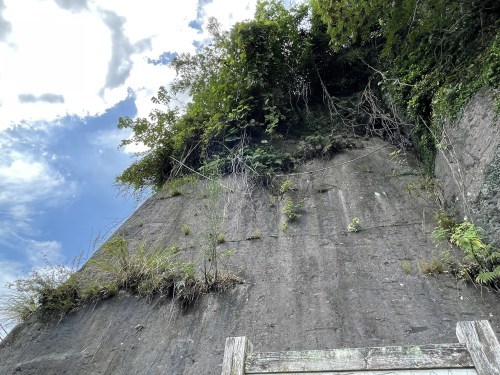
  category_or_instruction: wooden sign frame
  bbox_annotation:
[221,321,500,375]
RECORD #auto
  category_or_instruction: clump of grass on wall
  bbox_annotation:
[182,224,191,235]
[0,236,242,326]
[0,265,77,323]
[86,237,196,301]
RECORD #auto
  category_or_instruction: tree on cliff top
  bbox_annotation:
[116,0,499,193]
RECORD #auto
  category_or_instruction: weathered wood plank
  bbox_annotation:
[249,370,477,375]
[221,336,253,375]
[245,343,474,373]
[456,320,500,375]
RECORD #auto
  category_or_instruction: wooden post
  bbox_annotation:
[456,320,500,375]
[221,336,252,375]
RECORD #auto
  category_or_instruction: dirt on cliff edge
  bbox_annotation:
[1,138,498,375]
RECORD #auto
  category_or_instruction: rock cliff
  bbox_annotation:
[435,88,500,247]
[1,136,498,375]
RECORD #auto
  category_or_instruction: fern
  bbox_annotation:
[475,266,500,285]
[486,251,500,263]
[434,215,500,289]
[449,222,488,266]
[432,226,450,242]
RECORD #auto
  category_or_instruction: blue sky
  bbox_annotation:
[0,98,139,276]
[0,0,259,309]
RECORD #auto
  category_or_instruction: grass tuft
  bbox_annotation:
[417,258,444,275]
[1,236,240,326]
[400,261,413,274]
[182,224,191,236]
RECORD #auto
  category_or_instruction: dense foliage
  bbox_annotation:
[117,0,499,191]
[434,214,500,289]
[116,1,371,191]
[313,0,500,171]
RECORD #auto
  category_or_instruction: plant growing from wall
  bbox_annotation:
[164,175,199,197]
[248,228,262,240]
[280,195,302,233]
[182,224,191,236]
[400,261,413,274]
[279,179,295,194]
[433,214,500,288]
[178,175,231,287]
[417,258,444,275]
[0,265,78,323]
[87,238,196,301]
[201,179,230,285]
[0,237,238,326]
[347,217,361,233]
[282,197,301,221]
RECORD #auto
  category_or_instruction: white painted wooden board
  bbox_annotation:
[248,370,477,375]
[456,320,500,375]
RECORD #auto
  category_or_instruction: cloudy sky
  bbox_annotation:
[0,0,260,309]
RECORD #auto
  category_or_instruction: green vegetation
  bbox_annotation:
[313,0,499,172]
[115,1,375,193]
[182,224,191,236]
[433,213,500,289]
[86,238,195,301]
[1,237,241,325]
[282,197,301,222]
[163,175,199,197]
[1,266,78,323]
[400,261,413,275]
[216,233,226,244]
[347,217,361,233]
[417,258,445,275]
[279,179,295,194]
[115,1,498,193]
[248,228,262,240]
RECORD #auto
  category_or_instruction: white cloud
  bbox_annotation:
[202,0,256,30]
[0,0,259,129]
[92,128,128,149]
[25,240,64,266]
[0,0,111,127]
[0,159,47,183]
[0,260,23,291]
[0,133,78,243]
[0,152,72,207]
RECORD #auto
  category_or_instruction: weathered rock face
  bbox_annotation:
[435,88,500,246]
[1,139,498,375]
